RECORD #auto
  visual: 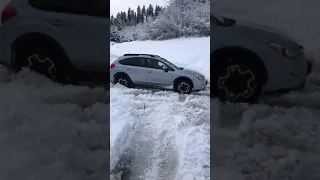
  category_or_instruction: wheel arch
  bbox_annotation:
[11,32,74,69]
[211,46,268,85]
[113,72,131,82]
[174,76,194,88]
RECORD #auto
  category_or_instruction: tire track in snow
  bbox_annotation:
[120,92,182,180]
[112,90,210,180]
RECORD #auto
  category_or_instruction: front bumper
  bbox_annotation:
[193,78,208,91]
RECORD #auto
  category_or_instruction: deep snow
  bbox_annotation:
[110,37,210,179]
[0,67,109,180]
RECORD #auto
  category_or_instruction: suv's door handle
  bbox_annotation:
[148,71,153,73]
[126,68,130,70]
[51,20,64,26]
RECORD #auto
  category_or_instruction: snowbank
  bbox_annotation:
[213,101,319,179]
[0,67,109,179]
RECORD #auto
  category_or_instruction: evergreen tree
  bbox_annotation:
[127,8,132,25]
[110,25,120,42]
[129,9,135,25]
[141,5,146,23]
[137,5,142,24]
[121,11,127,24]
[133,12,137,25]
[110,15,115,26]
[147,4,154,18]
[154,5,161,17]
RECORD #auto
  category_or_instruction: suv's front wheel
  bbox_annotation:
[213,58,263,103]
[174,79,193,94]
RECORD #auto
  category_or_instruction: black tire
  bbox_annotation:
[174,79,193,94]
[15,44,69,83]
[115,75,133,88]
[212,56,263,103]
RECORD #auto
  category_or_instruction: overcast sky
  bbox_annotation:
[110,0,167,16]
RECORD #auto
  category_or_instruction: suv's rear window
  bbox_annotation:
[119,57,147,67]
[28,0,108,17]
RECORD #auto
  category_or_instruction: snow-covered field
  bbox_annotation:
[110,37,210,179]
[212,0,320,179]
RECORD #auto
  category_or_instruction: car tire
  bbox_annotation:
[213,57,263,103]
[16,44,68,83]
[174,79,193,94]
[115,75,133,88]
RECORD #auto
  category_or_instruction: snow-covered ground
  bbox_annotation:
[0,67,109,180]
[212,0,320,179]
[110,37,210,179]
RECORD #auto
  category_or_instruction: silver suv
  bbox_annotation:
[110,54,208,94]
[0,0,108,82]
[211,13,313,103]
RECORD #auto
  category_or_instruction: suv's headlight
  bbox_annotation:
[193,75,205,80]
[267,42,303,59]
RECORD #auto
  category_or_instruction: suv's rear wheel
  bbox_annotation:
[15,44,68,82]
[174,79,192,94]
[213,56,262,103]
[115,75,133,88]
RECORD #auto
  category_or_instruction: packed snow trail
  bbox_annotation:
[110,87,210,180]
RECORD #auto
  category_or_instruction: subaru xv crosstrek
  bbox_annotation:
[110,54,208,94]
[0,0,108,82]
[211,13,313,103]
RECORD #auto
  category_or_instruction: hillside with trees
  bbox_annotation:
[110,0,210,42]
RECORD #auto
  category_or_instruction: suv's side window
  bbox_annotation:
[28,0,108,17]
[147,58,173,71]
[119,57,147,67]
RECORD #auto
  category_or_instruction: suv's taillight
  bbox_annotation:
[1,7,17,24]
[110,63,116,69]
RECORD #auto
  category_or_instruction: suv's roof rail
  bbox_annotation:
[123,54,160,58]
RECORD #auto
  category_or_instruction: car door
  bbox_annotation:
[118,57,148,84]
[27,0,109,72]
[145,58,175,86]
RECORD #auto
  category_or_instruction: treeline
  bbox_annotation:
[110,4,164,30]
[110,0,210,42]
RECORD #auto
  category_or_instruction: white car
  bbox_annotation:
[110,54,208,94]
[211,13,313,103]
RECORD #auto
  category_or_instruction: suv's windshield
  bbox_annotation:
[159,57,180,70]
